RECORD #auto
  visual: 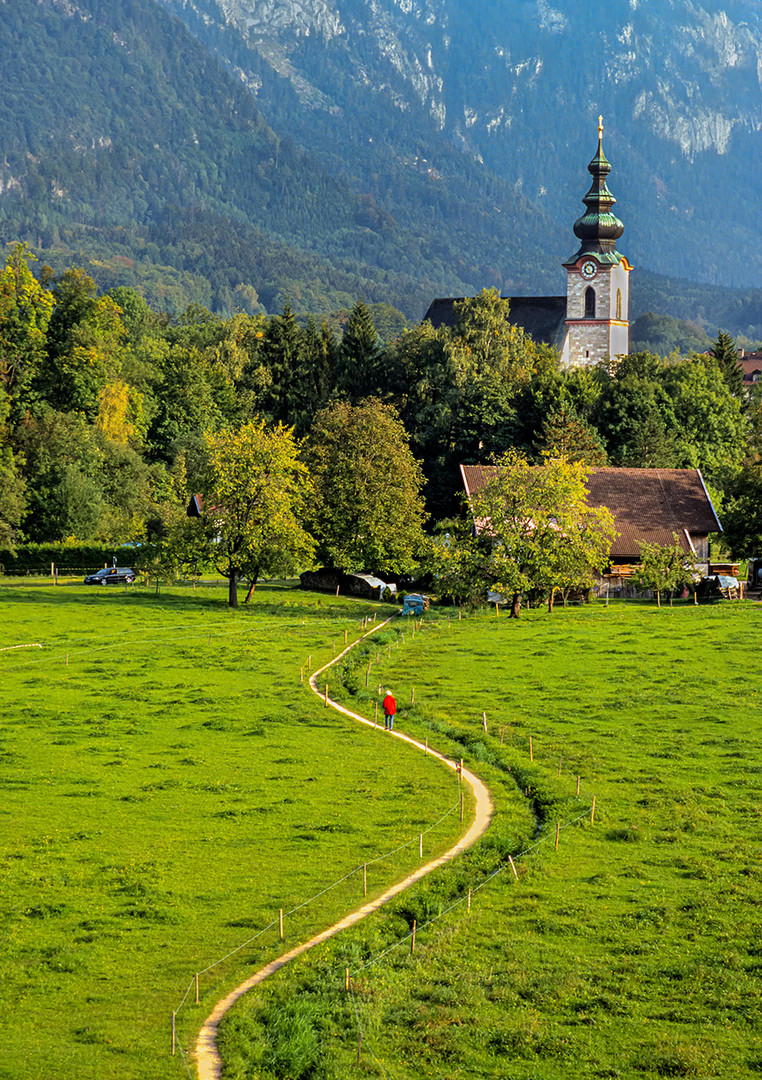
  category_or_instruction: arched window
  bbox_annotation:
[616,288,622,320]
[584,286,596,319]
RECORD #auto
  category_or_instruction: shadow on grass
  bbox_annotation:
[0,581,397,621]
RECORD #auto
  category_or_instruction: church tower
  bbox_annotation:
[562,118,631,368]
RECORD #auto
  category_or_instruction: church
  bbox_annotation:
[424,119,632,368]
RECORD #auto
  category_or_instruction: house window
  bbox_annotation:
[616,288,622,320]
[584,286,596,319]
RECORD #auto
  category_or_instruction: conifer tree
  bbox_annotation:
[338,300,381,402]
[710,330,743,396]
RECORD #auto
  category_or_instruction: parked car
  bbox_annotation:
[84,567,136,585]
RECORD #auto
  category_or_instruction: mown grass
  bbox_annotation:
[0,581,468,1080]
[221,600,762,1080]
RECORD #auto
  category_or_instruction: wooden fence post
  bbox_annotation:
[591,796,596,824]
[424,737,428,755]
[345,967,350,991]
[576,775,581,796]
[344,629,348,645]
[325,684,329,707]
[467,888,472,912]
[529,736,533,762]
[279,908,284,940]
[411,919,417,953]
[482,711,488,733]
[555,821,560,851]
[363,863,367,897]
[419,833,423,858]
[509,855,519,880]
[171,1012,176,1055]
[195,972,199,1004]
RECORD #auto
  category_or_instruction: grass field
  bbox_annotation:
[220,601,762,1080]
[0,582,468,1080]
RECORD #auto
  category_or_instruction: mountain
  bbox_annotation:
[2,0,762,336]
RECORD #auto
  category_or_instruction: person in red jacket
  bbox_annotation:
[383,689,396,731]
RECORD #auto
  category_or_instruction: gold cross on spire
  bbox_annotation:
[598,114,604,139]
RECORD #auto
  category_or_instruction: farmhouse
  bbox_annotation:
[460,464,721,583]
[425,118,631,369]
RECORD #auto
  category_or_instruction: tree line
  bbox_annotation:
[1,243,761,600]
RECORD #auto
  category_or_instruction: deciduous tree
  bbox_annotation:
[195,420,314,608]
[437,451,615,617]
[306,398,427,575]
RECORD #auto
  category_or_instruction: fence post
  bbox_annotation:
[344,629,348,646]
[529,736,533,762]
[555,821,560,851]
[509,855,519,879]
[411,919,417,953]
[171,1011,176,1055]
[467,888,472,912]
[419,833,423,858]
[482,711,488,733]
[279,908,284,940]
[195,972,199,1004]
[424,737,428,756]
[576,775,581,796]
[345,967,350,992]
[591,796,596,824]
[325,684,329,707]
[411,686,415,705]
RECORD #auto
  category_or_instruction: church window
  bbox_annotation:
[616,289,622,320]
[584,287,596,319]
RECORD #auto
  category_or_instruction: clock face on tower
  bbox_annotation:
[580,260,598,280]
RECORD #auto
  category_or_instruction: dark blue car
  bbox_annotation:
[84,567,136,585]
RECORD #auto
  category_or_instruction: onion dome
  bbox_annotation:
[564,117,625,267]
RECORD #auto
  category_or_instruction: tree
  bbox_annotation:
[337,299,382,403]
[716,466,762,559]
[194,420,314,608]
[634,536,697,606]
[306,399,427,575]
[710,330,743,397]
[438,451,616,617]
[534,403,608,465]
[0,243,54,415]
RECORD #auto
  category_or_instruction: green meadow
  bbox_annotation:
[0,583,464,1080]
[220,602,762,1080]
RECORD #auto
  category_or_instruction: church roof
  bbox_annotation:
[424,295,568,352]
[460,465,721,559]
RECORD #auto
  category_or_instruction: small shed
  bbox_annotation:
[300,569,396,600]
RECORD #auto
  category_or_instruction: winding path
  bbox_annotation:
[194,615,494,1080]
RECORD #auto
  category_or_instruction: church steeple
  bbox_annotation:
[561,117,632,369]
[565,117,625,266]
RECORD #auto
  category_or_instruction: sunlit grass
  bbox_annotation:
[224,600,762,1080]
[0,582,466,1079]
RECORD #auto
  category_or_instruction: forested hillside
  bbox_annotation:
[1,247,758,560]
[2,0,762,336]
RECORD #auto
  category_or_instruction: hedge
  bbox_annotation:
[0,543,144,575]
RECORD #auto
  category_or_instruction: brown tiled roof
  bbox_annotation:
[460,465,721,559]
[739,354,762,383]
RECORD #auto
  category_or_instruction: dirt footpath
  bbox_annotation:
[194,617,494,1080]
